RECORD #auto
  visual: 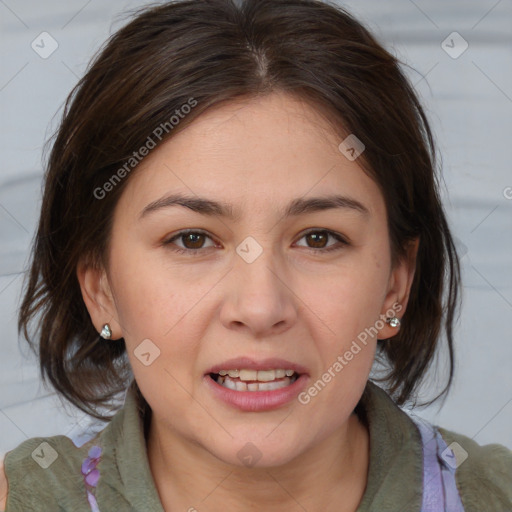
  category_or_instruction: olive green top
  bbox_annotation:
[4,380,512,511]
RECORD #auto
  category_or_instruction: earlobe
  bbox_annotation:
[379,237,419,339]
[76,261,120,338]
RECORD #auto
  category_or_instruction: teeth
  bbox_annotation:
[214,369,297,382]
[216,374,297,391]
[222,378,237,390]
[240,369,257,380]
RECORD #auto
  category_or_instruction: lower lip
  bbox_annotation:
[204,374,309,412]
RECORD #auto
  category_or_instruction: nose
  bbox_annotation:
[219,241,298,338]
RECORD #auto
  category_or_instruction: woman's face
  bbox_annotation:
[82,92,414,467]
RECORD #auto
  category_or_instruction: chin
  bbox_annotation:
[209,436,304,470]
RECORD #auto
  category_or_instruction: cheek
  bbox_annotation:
[108,239,219,362]
[109,253,206,402]
[302,250,389,395]
[319,254,389,331]
[109,235,173,323]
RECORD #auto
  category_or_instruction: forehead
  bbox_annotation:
[117,92,384,220]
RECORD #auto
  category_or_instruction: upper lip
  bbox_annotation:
[206,357,309,376]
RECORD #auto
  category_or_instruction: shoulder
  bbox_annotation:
[2,434,98,511]
[438,427,512,510]
[1,387,146,511]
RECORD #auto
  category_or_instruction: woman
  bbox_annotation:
[1,0,511,510]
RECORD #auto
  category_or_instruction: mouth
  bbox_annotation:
[208,369,300,392]
[203,358,309,411]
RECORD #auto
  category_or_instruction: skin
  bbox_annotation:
[0,460,5,511]
[74,91,418,512]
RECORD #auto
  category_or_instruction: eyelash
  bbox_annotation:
[162,229,349,256]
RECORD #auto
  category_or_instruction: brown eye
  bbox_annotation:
[181,232,206,249]
[163,230,216,254]
[295,229,348,253]
[305,231,329,249]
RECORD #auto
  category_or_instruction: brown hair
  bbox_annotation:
[19,0,461,420]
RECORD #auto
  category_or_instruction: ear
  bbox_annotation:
[76,259,122,339]
[378,237,419,340]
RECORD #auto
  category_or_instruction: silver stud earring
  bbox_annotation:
[386,316,401,328]
[100,323,112,340]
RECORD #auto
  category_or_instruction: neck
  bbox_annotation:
[146,411,369,512]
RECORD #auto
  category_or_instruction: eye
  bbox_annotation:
[163,229,217,255]
[295,229,349,253]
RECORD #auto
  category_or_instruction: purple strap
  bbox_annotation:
[413,417,465,512]
[81,445,102,511]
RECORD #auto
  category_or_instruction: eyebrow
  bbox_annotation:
[139,192,370,221]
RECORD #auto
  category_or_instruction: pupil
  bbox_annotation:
[308,232,327,248]
[185,233,204,248]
